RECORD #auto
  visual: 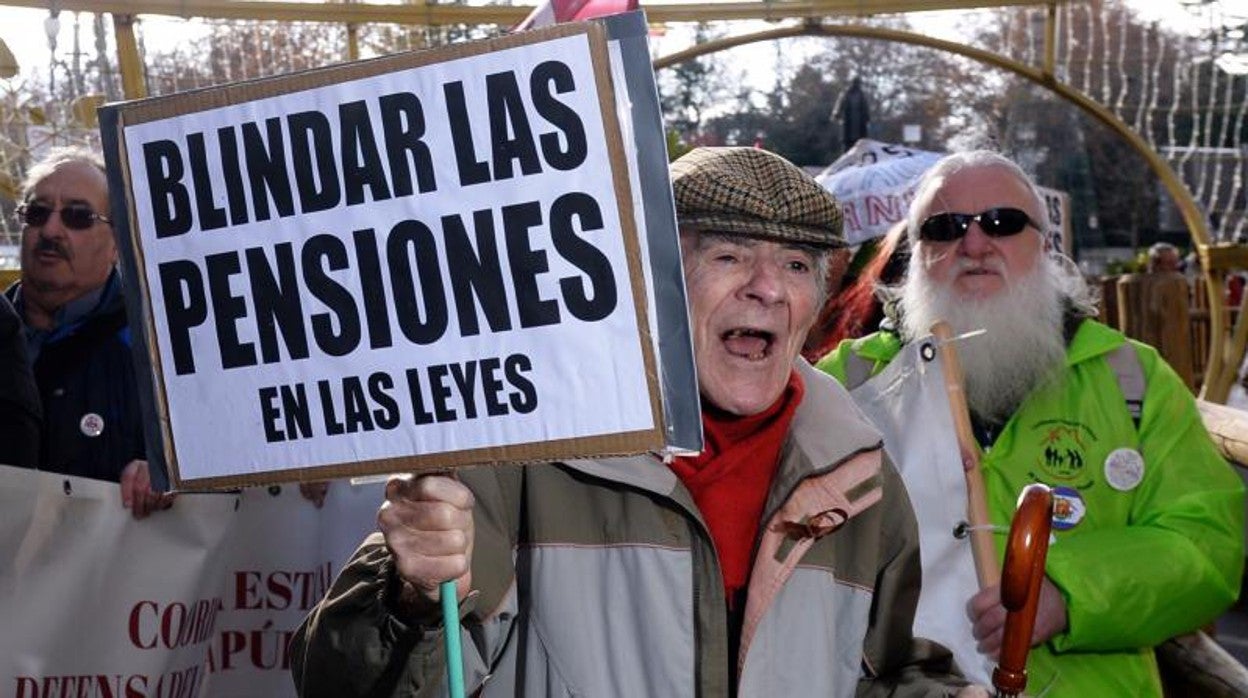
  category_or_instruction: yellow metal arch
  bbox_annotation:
[656,20,1248,402]
[9,0,1239,399]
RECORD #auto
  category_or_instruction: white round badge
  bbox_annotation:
[1104,448,1145,492]
[80,412,105,437]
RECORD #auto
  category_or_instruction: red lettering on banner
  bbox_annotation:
[129,599,223,650]
[864,194,903,226]
[150,664,201,698]
[130,601,159,649]
[189,601,215,644]
[232,563,332,611]
[205,625,297,673]
[266,573,294,610]
[163,602,189,649]
[841,202,861,233]
[221,631,246,671]
[251,620,279,669]
[14,672,168,698]
[234,572,262,610]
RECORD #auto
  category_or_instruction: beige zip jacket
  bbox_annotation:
[290,361,968,697]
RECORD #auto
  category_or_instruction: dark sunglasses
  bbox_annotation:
[16,202,112,230]
[918,207,1036,242]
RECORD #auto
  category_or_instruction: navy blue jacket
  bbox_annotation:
[6,270,163,487]
[0,292,40,468]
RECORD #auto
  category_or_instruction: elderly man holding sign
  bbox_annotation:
[290,147,983,697]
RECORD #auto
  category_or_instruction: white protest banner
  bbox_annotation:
[0,466,239,698]
[206,481,382,696]
[0,466,387,698]
[815,140,1072,251]
[847,340,994,686]
[99,21,674,489]
[815,140,941,246]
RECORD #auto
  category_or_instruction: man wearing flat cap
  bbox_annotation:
[290,147,982,697]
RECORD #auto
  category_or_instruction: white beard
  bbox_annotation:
[899,253,1067,424]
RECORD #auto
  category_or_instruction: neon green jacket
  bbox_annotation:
[817,318,1245,697]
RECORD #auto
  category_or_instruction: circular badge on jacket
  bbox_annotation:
[1104,448,1145,492]
[79,412,105,438]
[1051,486,1086,531]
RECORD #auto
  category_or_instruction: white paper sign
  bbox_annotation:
[109,28,660,486]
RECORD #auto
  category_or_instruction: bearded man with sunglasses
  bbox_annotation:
[5,146,172,519]
[818,150,1243,696]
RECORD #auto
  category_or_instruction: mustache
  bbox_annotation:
[954,257,1006,275]
[33,237,69,260]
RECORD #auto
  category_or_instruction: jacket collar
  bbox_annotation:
[1064,316,1127,367]
[849,329,902,365]
[561,360,884,504]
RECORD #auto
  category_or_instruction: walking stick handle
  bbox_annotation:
[931,321,1000,588]
[992,484,1054,697]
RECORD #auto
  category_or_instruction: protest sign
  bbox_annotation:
[1040,186,1073,258]
[815,140,942,246]
[99,19,692,489]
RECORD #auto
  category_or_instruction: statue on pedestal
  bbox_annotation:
[837,77,870,150]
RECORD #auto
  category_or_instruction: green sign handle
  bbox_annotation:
[441,580,465,698]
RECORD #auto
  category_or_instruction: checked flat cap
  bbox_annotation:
[670,147,845,250]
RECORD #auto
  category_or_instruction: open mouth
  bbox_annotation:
[722,327,775,361]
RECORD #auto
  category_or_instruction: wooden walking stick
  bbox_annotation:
[993,484,1055,697]
[931,321,1000,588]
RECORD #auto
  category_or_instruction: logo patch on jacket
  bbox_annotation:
[1051,486,1086,530]
[1032,419,1096,488]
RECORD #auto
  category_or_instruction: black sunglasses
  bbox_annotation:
[16,202,112,230]
[918,207,1036,242]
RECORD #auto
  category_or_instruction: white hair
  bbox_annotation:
[20,146,108,201]
[905,150,1046,246]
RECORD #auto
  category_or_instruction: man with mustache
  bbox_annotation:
[5,147,171,518]
[819,150,1244,696]
[290,147,986,697]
